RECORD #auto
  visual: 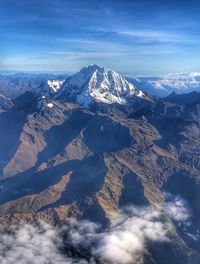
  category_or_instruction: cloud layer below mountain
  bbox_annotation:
[0,195,191,264]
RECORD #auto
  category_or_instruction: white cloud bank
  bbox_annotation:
[0,195,191,264]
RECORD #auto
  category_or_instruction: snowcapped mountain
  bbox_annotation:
[57,65,150,106]
[47,80,65,93]
[38,79,65,97]
[0,73,67,99]
[1,70,200,101]
[127,72,200,97]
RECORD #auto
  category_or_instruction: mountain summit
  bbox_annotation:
[57,64,149,106]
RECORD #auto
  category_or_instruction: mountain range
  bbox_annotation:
[1,70,200,100]
[0,65,200,263]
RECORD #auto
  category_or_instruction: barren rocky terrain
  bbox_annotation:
[1,67,200,263]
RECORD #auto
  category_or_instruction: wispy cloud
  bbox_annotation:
[117,30,183,43]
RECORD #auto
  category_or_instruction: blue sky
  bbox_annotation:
[0,0,200,76]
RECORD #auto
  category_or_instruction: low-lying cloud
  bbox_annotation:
[0,195,191,264]
[163,193,190,222]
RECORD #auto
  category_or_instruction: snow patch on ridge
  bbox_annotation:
[47,103,54,108]
[47,80,64,92]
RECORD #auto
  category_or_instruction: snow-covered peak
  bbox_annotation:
[58,65,149,106]
[47,80,64,93]
[33,79,65,99]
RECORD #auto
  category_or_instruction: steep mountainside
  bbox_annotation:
[0,93,13,112]
[57,65,151,106]
[0,66,200,263]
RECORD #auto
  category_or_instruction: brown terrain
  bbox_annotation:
[1,75,200,263]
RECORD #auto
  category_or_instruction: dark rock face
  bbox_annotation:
[1,88,200,263]
[163,91,200,105]
[83,115,133,154]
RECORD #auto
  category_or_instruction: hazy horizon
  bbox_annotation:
[1,67,200,79]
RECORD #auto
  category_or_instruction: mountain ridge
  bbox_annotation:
[57,64,151,106]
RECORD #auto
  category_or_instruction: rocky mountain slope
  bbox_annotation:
[0,93,13,112]
[0,65,200,263]
[57,65,151,106]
